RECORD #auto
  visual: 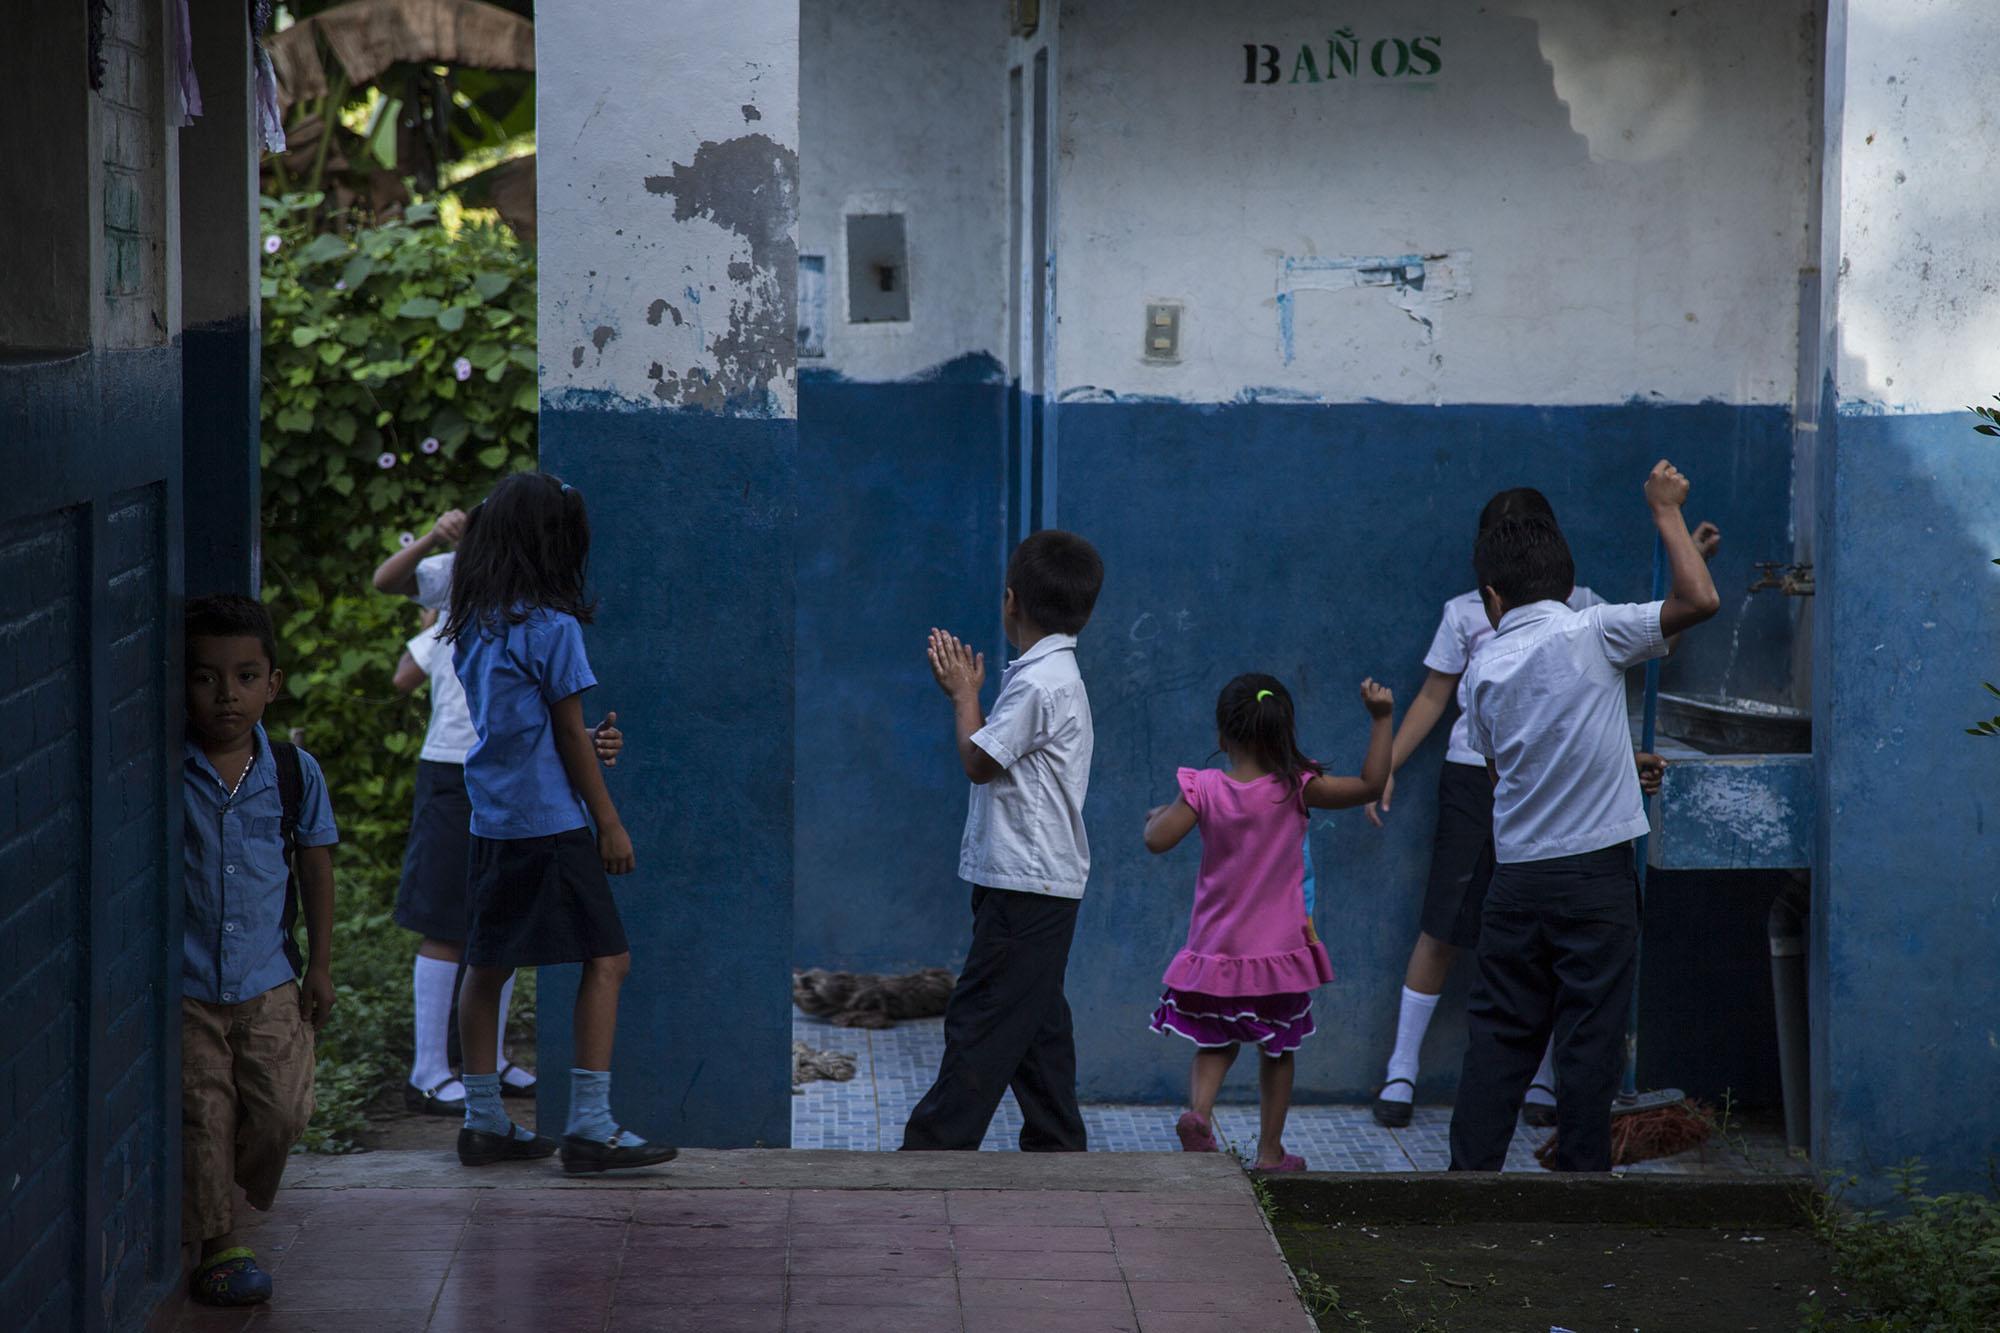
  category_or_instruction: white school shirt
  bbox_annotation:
[406,625,478,763]
[959,633,1094,898]
[1463,600,1667,865]
[407,552,476,764]
[1425,586,1602,768]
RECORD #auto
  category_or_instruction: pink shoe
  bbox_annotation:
[1251,1153,1307,1173]
[1175,1111,1218,1152]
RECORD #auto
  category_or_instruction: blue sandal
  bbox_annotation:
[189,1247,273,1307]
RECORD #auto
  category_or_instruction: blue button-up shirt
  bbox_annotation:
[183,723,339,1004]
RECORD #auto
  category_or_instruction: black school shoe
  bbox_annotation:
[457,1123,558,1166]
[404,1077,466,1118]
[560,1130,679,1175]
[1372,1079,1415,1128]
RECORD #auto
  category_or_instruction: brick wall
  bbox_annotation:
[0,509,88,1332]
[95,486,172,1322]
[99,0,166,349]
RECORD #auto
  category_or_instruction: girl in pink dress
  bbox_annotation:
[1143,673,1394,1170]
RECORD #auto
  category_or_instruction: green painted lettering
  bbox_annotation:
[1372,37,1410,78]
[1408,35,1442,76]
[1292,44,1321,83]
[1329,27,1359,77]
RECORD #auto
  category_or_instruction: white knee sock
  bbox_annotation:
[495,972,535,1089]
[1382,986,1440,1103]
[410,955,460,1094]
[1525,1039,1557,1105]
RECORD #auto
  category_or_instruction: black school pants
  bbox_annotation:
[901,886,1088,1152]
[1449,843,1639,1173]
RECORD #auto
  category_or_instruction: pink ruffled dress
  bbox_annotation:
[1149,766,1335,1056]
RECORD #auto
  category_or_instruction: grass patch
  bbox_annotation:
[1803,1161,2000,1331]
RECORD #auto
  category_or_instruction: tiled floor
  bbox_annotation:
[170,1165,1307,1332]
[793,1012,1798,1176]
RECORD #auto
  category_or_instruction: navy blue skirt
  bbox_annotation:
[394,760,475,942]
[465,827,629,968]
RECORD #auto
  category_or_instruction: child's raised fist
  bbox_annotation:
[1360,677,1394,719]
[1644,460,1691,513]
[431,508,469,544]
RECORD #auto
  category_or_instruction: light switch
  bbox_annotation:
[1143,302,1182,362]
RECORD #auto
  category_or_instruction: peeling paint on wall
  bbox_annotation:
[1275,251,1470,365]
[639,133,800,411]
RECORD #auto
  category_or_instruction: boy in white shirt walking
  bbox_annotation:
[903,530,1104,1152]
[1450,461,1719,1172]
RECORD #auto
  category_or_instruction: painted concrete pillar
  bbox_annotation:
[1814,0,2000,1194]
[536,1,798,1146]
[180,10,261,596]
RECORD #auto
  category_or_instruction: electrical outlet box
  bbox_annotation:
[1143,302,1182,362]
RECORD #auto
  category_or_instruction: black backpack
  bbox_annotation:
[271,740,307,976]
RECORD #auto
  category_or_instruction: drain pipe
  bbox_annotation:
[1768,872,1811,1155]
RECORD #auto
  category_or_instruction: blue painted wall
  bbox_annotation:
[0,347,185,1330]
[791,386,1801,1106]
[1057,399,1797,1102]
[793,360,1007,973]
[1814,406,2000,1189]
[538,401,796,1149]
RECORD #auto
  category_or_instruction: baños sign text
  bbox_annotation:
[1244,27,1442,84]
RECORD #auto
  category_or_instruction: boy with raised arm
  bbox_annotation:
[1448,461,1719,1173]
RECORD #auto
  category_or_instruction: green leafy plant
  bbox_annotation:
[1802,1160,2000,1330]
[258,191,536,1146]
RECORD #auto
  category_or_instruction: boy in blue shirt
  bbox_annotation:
[181,596,339,1305]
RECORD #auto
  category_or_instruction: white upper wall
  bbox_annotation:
[798,0,1009,381]
[540,1,799,413]
[1834,0,2000,413]
[1056,0,1819,406]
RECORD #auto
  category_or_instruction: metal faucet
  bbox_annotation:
[1750,561,1814,596]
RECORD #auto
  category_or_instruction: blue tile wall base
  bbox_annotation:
[1649,754,1814,870]
[537,403,796,1149]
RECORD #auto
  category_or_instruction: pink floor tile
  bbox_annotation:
[787,1222,955,1251]
[617,1244,789,1277]
[954,1247,1124,1281]
[784,1306,966,1333]
[788,1274,961,1308]
[609,1273,786,1307]
[1127,1279,1308,1314]
[1098,1197,1267,1229]
[789,1244,957,1277]
[949,1223,1116,1253]
[624,1220,791,1251]
[606,1306,787,1332]
[956,1277,1137,1312]
[962,1311,1140,1333]
[790,1190,948,1225]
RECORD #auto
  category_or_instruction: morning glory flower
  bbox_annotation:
[398,531,416,547]
[263,235,282,254]
[420,436,440,454]
[453,357,472,381]
[377,452,396,469]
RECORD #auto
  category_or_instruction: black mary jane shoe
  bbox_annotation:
[403,1077,467,1118]
[457,1123,558,1167]
[560,1129,679,1176]
[1372,1079,1415,1128]
[498,1059,538,1100]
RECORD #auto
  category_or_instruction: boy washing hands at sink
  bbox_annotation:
[1448,460,1720,1173]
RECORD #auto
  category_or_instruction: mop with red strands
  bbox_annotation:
[1536,537,1714,1169]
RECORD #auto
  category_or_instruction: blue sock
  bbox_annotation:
[566,1068,642,1145]
[461,1072,509,1136]
[566,1068,615,1140]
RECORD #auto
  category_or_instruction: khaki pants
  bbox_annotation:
[181,985,316,1243]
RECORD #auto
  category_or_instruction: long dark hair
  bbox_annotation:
[1215,673,1323,808]
[442,471,596,642]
